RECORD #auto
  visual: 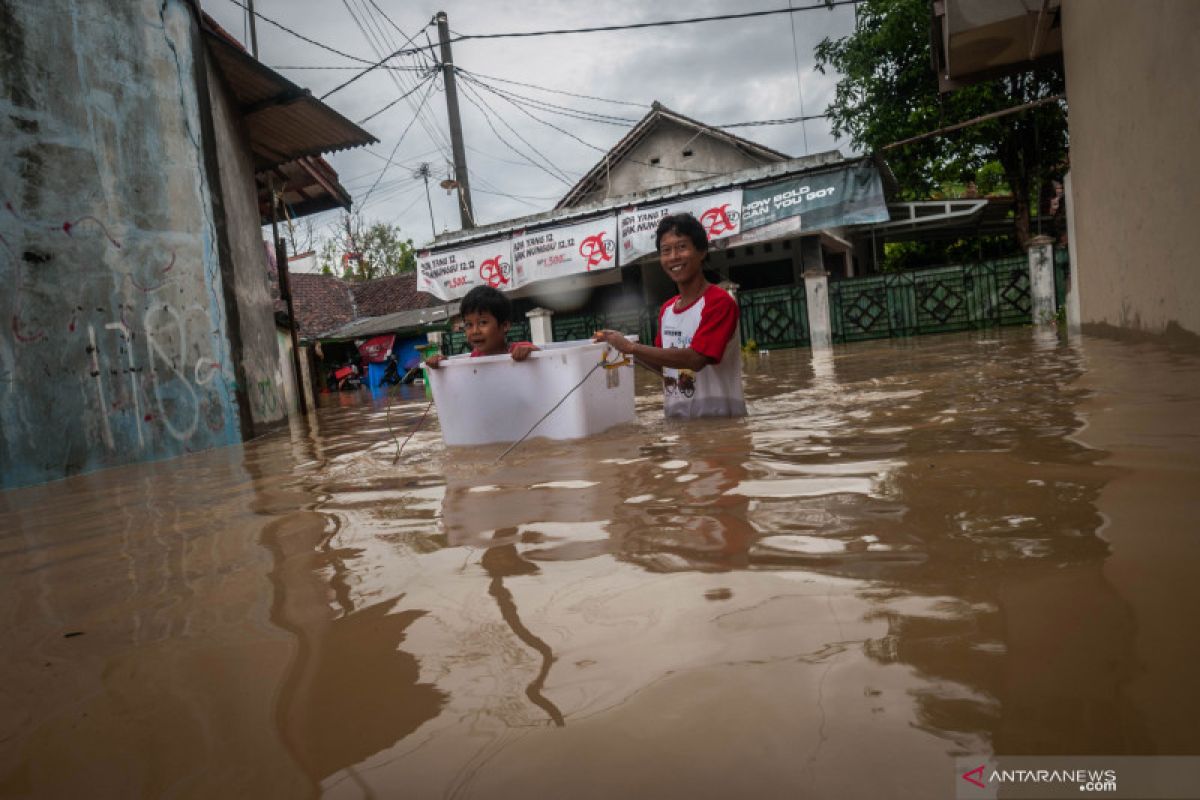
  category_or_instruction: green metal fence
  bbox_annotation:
[439,250,1057,356]
[551,306,657,345]
[828,255,1032,343]
[736,284,810,348]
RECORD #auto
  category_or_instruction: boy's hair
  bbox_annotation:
[655,213,710,254]
[459,285,512,325]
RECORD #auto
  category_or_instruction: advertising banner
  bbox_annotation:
[617,188,743,263]
[417,239,515,302]
[512,215,618,286]
[741,163,889,231]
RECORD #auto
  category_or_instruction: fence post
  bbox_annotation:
[804,270,833,350]
[526,307,554,345]
[1027,235,1057,325]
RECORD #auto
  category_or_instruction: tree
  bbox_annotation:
[815,0,1067,247]
[319,212,417,281]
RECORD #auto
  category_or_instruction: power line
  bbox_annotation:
[268,63,428,71]
[245,1,861,61]
[444,2,861,45]
[321,3,432,99]
[786,0,812,154]
[356,72,436,125]
[343,0,454,160]
[457,72,640,127]
[717,113,827,128]
[454,68,650,109]
[360,79,439,206]
[463,75,727,179]
[457,80,576,186]
[223,0,376,65]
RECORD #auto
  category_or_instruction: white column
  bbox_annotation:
[1027,235,1057,325]
[804,271,832,350]
[525,307,553,345]
[1063,171,1082,334]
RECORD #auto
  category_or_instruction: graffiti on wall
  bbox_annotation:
[1,200,240,471]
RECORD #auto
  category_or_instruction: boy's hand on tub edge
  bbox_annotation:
[510,343,539,362]
[425,354,444,369]
[593,329,633,355]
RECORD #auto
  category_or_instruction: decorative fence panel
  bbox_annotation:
[829,255,1031,343]
[551,307,657,346]
[736,284,810,349]
[444,319,531,355]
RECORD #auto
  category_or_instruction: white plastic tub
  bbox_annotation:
[426,338,637,447]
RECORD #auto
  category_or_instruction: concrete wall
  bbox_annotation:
[576,120,776,204]
[206,59,287,429]
[0,0,252,489]
[1061,0,1200,337]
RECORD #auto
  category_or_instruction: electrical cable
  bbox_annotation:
[457,80,575,185]
[223,0,376,64]
[356,72,435,125]
[230,1,861,60]
[455,67,650,109]
[456,73,640,126]
[360,79,439,206]
[348,0,455,162]
[463,75,728,179]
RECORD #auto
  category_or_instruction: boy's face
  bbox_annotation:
[658,230,705,285]
[463,310,510,355]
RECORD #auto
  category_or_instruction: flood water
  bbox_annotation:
[2,328,1198,798]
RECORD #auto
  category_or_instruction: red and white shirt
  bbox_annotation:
[656,285,746,418]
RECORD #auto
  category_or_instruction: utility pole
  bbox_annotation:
[435,11,475,230]
[247,0,259,58]
[414,162,437,239]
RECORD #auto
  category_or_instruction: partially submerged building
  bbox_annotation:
[932,0,1200,338]
[0,0,375,489]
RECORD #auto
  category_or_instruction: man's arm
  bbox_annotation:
[593,330,710,372]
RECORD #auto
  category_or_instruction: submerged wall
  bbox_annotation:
[1062,0,1200,337]
[0,0,245,489]
[206,58,287,429]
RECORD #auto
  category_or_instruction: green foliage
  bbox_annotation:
[815,0,1067,246]
[879,235,1020,272]
[318,213,417,282]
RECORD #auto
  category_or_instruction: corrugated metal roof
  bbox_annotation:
[320,303,460,342]
[258,156,352,224]
[201,22,378,172]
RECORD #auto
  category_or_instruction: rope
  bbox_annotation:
[384,368,433,462]
[494,350,628,463]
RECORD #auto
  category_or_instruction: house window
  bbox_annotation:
[682,149,694,158]
[649,157,661,165]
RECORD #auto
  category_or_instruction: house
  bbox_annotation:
[932,0,1200,338]
[0,0,375,489]
[283,271,450,398]
[555,102,791,209]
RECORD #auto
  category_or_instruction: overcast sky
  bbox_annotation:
[203,0,860,250]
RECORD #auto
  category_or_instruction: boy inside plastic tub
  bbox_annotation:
[425,286,537,367]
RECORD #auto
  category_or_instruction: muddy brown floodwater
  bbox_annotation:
[2,328,1198,798]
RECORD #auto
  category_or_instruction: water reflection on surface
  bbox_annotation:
[1,328,1198,797]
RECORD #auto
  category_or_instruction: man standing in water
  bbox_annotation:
[595,213,746,418]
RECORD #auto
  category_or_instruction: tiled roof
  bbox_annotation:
[350,273,439,318]
[287,273,356,339]
[284,272,436,340]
